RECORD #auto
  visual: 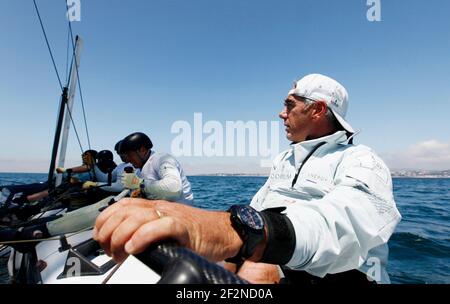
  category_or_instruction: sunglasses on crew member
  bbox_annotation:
[284,97,313,111]
[284,94,325,111]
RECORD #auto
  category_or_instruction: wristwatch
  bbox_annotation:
[226,205,266,264]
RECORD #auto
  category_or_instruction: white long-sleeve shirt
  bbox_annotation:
[138,151,194,205]
[250,131,401,283]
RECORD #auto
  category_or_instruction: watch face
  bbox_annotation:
[237,206,264,230]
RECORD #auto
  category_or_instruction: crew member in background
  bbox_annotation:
[119,132,194,205]
[82,141,135,193]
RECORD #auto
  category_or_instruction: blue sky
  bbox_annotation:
[0,0,449,174]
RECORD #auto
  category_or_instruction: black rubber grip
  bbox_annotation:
[135,243,248,284]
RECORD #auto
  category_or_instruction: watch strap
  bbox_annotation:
[225,205,265,264]
[259,207,296,265]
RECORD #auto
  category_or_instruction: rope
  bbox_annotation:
[65,23,71,85]
[65,0,92,150]
[33,0,85,154]
[32,0,63,91]
[65,104,85,154]
[101,262,123,284]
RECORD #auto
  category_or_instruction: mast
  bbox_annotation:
[48,35,83,188]
[47,88,68,189]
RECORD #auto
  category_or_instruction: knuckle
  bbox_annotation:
[166,216,176,226]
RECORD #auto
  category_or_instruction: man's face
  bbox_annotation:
[123,147,148,169]
[279,95,314,143]
[82,152,95,166]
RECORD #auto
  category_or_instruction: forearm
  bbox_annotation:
[70,165,90,173]
[236,261,281,284]
[143,176,182,200]
[97,181,124,192]
[221,260,280,284]
[27,190,49,202]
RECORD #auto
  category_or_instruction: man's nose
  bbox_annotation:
[279,108,287,120]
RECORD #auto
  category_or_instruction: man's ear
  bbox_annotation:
[311,101,328,119]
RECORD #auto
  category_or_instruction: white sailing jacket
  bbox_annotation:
[250,131,401,283]
[138,151,194,205]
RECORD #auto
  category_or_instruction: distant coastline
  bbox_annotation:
[392,176,450,179]
[1,171,450,179]
[191,170,450,179]
[390,169,450,179]
[191,173,269,177]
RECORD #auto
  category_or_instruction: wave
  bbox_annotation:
[389,232,450,258]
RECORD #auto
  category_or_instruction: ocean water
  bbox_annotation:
[1,173,449,284]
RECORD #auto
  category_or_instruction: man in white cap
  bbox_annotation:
[234,73,401,283]
[93,73,401,284]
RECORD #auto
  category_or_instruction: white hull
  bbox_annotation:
[38,229,160,284]
[8,227,161,284]
[7,191,162,284]
[6,189,243,284]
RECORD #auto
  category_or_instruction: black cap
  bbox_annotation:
[121,132,153,152]
[96,150,114,162]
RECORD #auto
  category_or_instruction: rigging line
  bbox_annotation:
[65,23,71,85]
[65,104,85,154]
[75,69,91,150]
[102,262,123,284]
[32,0,63,91]
[77,72,92,150]
[65,1,92,150]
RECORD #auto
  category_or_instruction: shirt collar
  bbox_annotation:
[290,131,349,169]
[142,150,156,170]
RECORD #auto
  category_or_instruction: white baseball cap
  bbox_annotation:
[288,73,355,134]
